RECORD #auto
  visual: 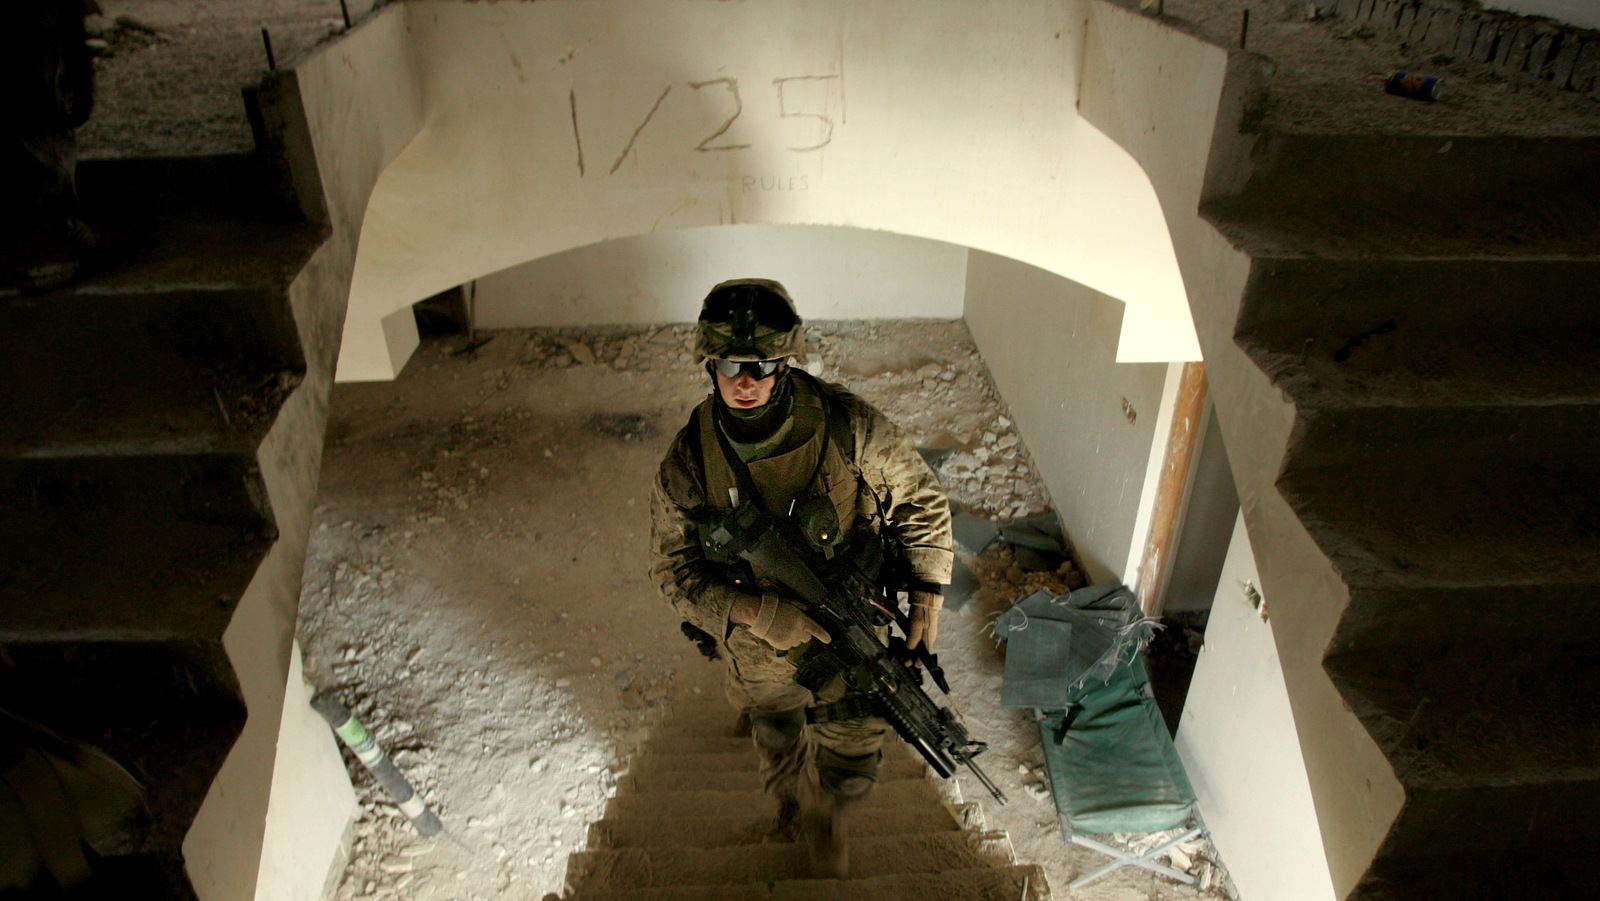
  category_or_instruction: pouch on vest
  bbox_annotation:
[793,493,846,560]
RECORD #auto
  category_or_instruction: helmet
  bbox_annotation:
[695,278,809,364]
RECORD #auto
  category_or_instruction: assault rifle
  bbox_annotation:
[707,501,1007,804]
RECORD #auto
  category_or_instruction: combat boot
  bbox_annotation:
[803,748,882,878]
[763,796,800,843]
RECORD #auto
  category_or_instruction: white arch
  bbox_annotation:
[338,0,1197,380]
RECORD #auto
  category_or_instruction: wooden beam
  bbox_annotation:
[1136,361,1208,617]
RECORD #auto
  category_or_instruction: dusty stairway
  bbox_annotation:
[0,140,324,892]
[1190,0,1600,896]
[557,696,1048,901]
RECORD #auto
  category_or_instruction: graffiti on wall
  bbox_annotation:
[567,74,841,177]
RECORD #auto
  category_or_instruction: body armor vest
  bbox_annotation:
[694,374,875,591]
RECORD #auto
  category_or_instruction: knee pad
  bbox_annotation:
[749,708,806,752]
[815,748,882,800]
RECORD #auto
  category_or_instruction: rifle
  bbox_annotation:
[707,501,1007,804]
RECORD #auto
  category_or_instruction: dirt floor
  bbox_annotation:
[79,0,345,158]
[1133,0,1600,137]
[297,320,1229,900]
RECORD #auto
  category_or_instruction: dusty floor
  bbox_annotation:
[80,0,343,158]
[297,320,1229,900]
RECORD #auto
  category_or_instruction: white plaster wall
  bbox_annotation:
[183,8,426,900]
[253,642,358,901]
[337,0,1197,381]
[1076,3,1403,894]
[962,251,1167,586]
[474,224,966,328]
[1177,513,1338,901]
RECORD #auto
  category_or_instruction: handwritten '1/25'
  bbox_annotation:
[569,75,840,176]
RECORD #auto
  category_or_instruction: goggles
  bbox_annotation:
[712,358,784,380]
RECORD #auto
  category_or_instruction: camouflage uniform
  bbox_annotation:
[650,370,953,809]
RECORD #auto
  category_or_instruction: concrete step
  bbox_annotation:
[0,510,271,640]
[1230,256,1600,410]
[1329,583,1600,657]
[643,734,758,756]
[1354,846,1596,901]
[0,286,304,452]
[1203,134,1600,258]
[1275,405,1600,589]
[70,154,324,292]
[565,863,1049,901]
[566,829,1015,892]
[0,638,247,859]
[587,803,983,850]
[601,779,949,821]
[0,451,276,638]
[619,754,926,795]
[1325,640,1600,784]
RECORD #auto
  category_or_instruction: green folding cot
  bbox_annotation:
[995,582,1202,889]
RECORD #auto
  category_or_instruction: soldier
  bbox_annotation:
[650,279,953,878]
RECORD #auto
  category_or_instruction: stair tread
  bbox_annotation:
[0,511,269,638]
[566,831,1016,891]
[587,805,976,850]
[619,757,925,795]
[1328,642,1600,782]
[1207,201,1600,258]
[1,275,306,453]
[566,863,1047,901]
[1202,132,1600,259]
[57,155,324,294]
[602,779,949,820]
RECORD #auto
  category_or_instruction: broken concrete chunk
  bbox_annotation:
[557,339,595,365]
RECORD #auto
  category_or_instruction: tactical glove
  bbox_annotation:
[906,590,944,651]
[748,594,831,651]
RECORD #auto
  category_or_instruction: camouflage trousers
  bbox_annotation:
[721,624,889,805]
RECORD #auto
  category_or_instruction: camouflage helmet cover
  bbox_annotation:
[695,278,809,364]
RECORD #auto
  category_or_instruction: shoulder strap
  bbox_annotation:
[793,370,856,462]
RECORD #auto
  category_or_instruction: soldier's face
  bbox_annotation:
[715,368,777,409]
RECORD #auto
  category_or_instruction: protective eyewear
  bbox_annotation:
[713,358,783,380]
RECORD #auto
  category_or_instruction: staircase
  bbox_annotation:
[1198,6,1600,895]
[0,143,323,893]
[561,697,1048,901]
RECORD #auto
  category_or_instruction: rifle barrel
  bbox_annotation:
[964,756,1008,804]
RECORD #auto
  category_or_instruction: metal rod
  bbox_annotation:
[260,26,276,71]
[338,0,351,29]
